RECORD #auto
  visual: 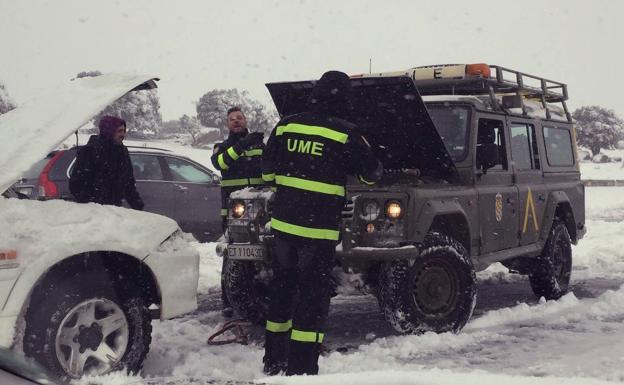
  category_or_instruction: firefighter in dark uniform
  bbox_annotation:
[261,71,382,375]
[211,106,264,315]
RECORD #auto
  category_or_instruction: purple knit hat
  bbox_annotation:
[98,116,126,139]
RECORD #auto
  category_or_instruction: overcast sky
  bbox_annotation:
[1,0,623,122]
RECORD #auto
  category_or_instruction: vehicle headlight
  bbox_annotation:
[360,199,380,221]
[386,201,402,219]
[231,201,246,218]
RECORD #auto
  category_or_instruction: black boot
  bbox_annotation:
[286,340,320,376]
[263,330,289,375]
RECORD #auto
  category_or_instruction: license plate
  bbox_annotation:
[227,244,266,260]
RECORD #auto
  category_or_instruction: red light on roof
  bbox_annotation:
[466,63,491,78]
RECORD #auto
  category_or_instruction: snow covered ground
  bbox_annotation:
[76,186,624,385]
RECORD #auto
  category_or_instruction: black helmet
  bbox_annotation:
[307,70,353,119]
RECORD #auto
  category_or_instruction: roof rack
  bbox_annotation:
[357,64,572,122]
[125,145,172,152]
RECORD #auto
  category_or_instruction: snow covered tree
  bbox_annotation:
[573,106,624,156]
[0,82,16,115]
[179,114,203,146]
[77,71,163,138]
[196,89,278,138]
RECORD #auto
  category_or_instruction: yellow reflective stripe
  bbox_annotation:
[291,329,324,343]
[221,178,249,187]
[227,146,240,160]
[221,178,264,187]
[262,173,276,182]
[271,218,339,241]
[220,208,228,216]
[276,123,348,144]
[358,174,375,186]
[266,319,292,333]
[275,175,344,196]
[245,149,263,157]
[217,153,228,170]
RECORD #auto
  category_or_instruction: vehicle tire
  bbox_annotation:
[378,232,477,334]
[223,258,270,325]
[23,272,152,379]
[529,220,572,300]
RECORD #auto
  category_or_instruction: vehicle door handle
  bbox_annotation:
[506,198,515,204]
[174,184,188,192]
[538,194,546,201]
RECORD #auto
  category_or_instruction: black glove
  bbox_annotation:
[237,132,264,150]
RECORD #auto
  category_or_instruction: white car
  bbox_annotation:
[0,74,199,380]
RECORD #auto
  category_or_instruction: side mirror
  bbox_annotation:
[476,143,499,173]
[212,175,221,185]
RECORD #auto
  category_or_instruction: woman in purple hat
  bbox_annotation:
[70,115,144,210]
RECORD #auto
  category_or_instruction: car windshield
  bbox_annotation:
[426,104,470,162]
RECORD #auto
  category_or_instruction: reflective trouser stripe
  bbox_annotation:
[275,175,345,196]
[271,218,339,241]
[266,319,292,333]
[245,149,263,157]
[262,173,276,182]
[227,147,240,160]
[276,123,348,144]
[221,178,264,187]
[358,174,375,185]
[291,329,324,343]
[217,153,229,170]
[220,208,228,216]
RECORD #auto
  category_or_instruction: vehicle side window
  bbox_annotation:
[477,118,507,170]
[543,126,574,166]
[164,157,212,183]
[510,123,540,170]
[130,154,164,180]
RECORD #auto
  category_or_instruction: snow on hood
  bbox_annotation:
[0,197,179,267]
[0,73,159,193]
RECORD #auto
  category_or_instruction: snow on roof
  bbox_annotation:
[422,95,568,121]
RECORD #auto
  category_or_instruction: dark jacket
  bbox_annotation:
[69,135,144,210]
[210,130,265,216]
[262,112,381,243]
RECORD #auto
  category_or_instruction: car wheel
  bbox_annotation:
[223,258,270,325]
[529,220,572,300]
[378,232,477,334]
[23,273,151,379]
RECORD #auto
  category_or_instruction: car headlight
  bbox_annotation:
[360,199,380,221]
[231,201,245,218]
[386,201,402,219]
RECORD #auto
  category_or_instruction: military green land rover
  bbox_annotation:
[220,63,586,334]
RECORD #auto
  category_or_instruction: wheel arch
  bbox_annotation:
[541,191,578,244]
[13,251,161,348]
[414,199,471,254]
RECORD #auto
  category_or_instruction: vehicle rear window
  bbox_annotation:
[543,126,575,166]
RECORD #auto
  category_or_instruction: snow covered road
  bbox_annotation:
[86,187,624,385]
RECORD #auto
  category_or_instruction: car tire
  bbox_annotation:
[529,220,572,300]
[378,232,477,334]
[223,258,270,325]
[23,272,152,379]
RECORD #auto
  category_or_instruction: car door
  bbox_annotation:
[129,153,176,218]
[161,155,222,241]
[508,119,548,246]
[474,116,519,254]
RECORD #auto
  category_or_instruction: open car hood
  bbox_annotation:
[266,76,458,181]
[0,73,159,193]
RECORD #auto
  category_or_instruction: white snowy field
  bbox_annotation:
[78,186,624,385]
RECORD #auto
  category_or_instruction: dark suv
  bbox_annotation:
[13,146,223,242]
[221,63,586,334]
